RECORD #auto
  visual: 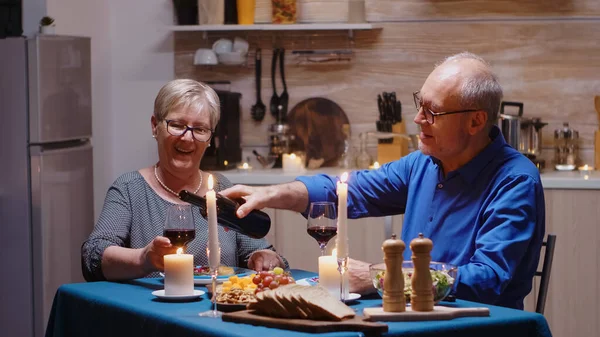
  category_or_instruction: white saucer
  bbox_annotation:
[345,293,361,302]
[152,289,205,301]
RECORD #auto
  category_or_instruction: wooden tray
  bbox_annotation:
[363,305,490,322]
[222,310,388,334]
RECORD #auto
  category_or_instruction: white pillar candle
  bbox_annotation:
[282,153,305,173]
[318,249,349,299]
[206,174,220,269]
[335,172,349,258]
[164,248,194,296]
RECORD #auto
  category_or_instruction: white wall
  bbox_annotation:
[46,0,175,218]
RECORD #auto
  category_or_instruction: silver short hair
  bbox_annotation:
[437,52,503,128]
[153,79,221,129]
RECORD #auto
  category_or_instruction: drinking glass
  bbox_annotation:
[199,247,222,318]
[306,201,337,256]
[163,204,195,251]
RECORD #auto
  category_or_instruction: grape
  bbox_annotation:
[269,281,279,290]
[279,276,289,285]
[273,267,284,275]
[263,276,273,287]
[259,271,269,278]
[252,275,262,285]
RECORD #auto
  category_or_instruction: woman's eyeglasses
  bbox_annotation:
[164,119,213,142]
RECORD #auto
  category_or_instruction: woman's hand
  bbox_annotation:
[140,236,178,273]
[248,249,285,271]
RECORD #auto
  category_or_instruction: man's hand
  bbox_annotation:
[139,236,177,274]
[348,258,377,295]
[220,182,309,218]
[248,249,285,271]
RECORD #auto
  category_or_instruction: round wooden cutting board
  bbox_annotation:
[287,97,350,168]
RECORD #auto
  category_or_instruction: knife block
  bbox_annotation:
[377,122,409,164]
[595,130,600,170]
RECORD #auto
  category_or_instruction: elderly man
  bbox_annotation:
[221,52,545,310]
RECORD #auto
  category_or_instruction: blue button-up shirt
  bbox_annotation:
[296,126,545,309]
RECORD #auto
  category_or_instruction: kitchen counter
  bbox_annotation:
[217,168,600,189]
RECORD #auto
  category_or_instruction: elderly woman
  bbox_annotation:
[82,79,288,281]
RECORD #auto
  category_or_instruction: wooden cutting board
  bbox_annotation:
[222,310,388,334]
[363,305,490,322]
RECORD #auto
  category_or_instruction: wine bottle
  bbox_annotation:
[179,190,271,239]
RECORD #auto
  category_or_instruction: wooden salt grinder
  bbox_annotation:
[382,234,406,312]
[410,233,434,311]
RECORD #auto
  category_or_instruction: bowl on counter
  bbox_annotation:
[369,261,457,303]
[216,51,246,65]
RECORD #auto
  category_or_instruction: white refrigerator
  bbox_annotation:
[0,35,94,337]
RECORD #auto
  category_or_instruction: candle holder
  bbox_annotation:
[199,247,222,318]
[336,255,349,303]
[579,165,593,180]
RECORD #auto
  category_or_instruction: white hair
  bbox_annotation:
[437,52,503,128]
[153,79,221,129]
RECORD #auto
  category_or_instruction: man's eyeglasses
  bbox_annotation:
[164,119,213,142]
[413,91,479,125]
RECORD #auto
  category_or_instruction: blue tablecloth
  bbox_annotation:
[45,270,552,337]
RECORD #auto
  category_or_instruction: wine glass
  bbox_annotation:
[306,201,337,256]
[163,204,196,251]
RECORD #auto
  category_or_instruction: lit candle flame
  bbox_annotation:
[224,160,228,166]
[290,153,296,159]
[340,172,348,183]
[373,161,380,169]
[208,174,214,190]
[242,162,249,169]
[176,247,183,255]
[583,164,589,170]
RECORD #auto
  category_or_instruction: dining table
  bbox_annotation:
[45,269,552,337]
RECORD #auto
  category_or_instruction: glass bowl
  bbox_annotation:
[369,261,457,304]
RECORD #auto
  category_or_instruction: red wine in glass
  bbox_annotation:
[307,226,337,247]
[307,201,337,256]
[163,229,196,247]
[164,204,195,250]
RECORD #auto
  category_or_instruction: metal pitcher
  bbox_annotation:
[498,101,547,158]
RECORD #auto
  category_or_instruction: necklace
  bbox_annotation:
[154,164,202,197]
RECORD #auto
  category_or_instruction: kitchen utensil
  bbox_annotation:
[498,101,524,150]
[278,48,289,122]
[193,48,218,65]
[252,149,277,168]
[216,51,246,65]
[250,49,266,122]
[554,122,579,171]
[232,37,249,54]
[212,38,233,53]
[363,306,490,322]
[269,49,280,119]
[268,122,291,168]
[287,97,350,168]
[520,117,548,157]
[222,311,388,334]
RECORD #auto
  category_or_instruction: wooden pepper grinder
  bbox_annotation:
[410,233,434,311]
[382,234,406,312]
